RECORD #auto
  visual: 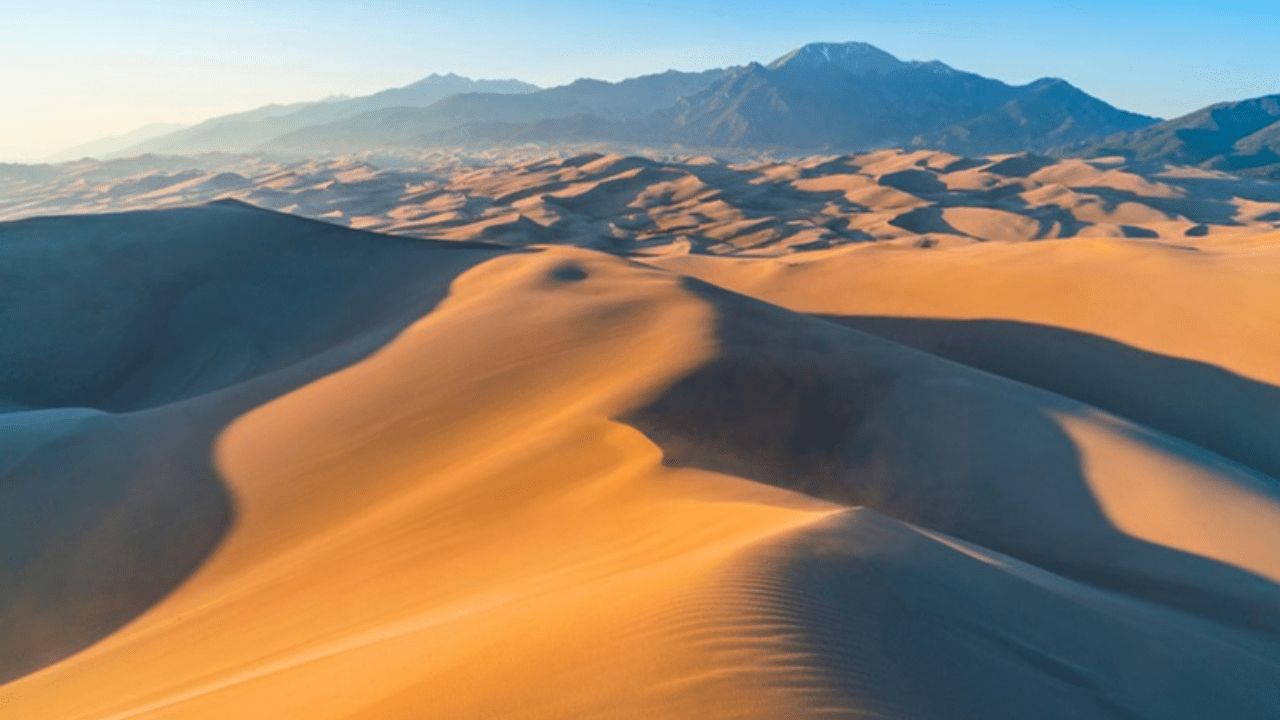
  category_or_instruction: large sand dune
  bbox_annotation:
[2,153,1280,718]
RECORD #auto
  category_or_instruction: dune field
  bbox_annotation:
[2,150,1280,718]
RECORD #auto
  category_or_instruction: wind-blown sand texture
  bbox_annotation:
[2,151,1280,718]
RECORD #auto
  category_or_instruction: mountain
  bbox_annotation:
[661,52,1013,149]
[116,74,539,157]
[42,123,189,162]
[766,41,908,74]
[926,78,1158,154]
[68,42,1157,159]
[265,42,1154,156]
[1075,94,1280,179]
[659,43,1156,152]
[266,69,726,155]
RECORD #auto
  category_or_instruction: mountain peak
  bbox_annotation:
[1026,77,1076,91]
[406,72,468,87]
[767,42,904,75]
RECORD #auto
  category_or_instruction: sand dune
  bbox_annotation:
[0,201,506,685]
[6,149,1280,254]
[651,232,1280,476]
[3,152,1280,718]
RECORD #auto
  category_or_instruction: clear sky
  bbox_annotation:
[4,0,1278,162]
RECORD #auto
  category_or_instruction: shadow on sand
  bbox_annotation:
[622,280,1280,641]
[817,315,1280,483]
[0,201,512,684]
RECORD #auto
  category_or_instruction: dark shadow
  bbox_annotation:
[815,216,877,243]
[889,206,971,237]
[560,152,607,167]
[0,201,513,684]
[547,261,589,282]
[621,280,1280,639]
[814,315,1280,482]
[940,157,990,173]
[796,155,862,178]
[929,189,1091,239]
[753,510,1280,719]
[1074,184,1244,226]
[1120,224,1161,238]
[1024,203,1090,238]
[878,169,948,195]
[983,154,1059,178]
[1150,172,1280,204]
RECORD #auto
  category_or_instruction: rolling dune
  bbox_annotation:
[7,150,1280,253]
[3,152,1280,718]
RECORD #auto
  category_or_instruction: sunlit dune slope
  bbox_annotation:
[2,202,1279,718]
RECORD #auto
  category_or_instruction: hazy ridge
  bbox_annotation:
[38,41,1191,162]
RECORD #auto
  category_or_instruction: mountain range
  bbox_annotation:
[40,123,189,163]
[1074,95,1280,179]
[98,74,539,158]
[259,42,1157,156]
[44,41,1280,176]
[267,68,727,155]
[658,45,1156,153]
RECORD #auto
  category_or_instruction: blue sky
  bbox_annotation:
[4,0,1278,161]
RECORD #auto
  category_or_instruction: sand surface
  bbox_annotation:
[2,151,1280,718]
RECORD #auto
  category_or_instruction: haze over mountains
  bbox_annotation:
[40,123,189,163]
[268,68,729,156]
[267,41,1156,156]
[48,41,1172,162]
[111,74,540,157]
[41,40,1280,178]
[261,42,1158,156]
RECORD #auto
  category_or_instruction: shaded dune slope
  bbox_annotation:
[819,316,1280,481]
[2,204,1279,718]
[688,508,1278,719]
[0,199,501,412]
[626,281,1280,634]
[0,202,507,682]
[650,233,1280,480]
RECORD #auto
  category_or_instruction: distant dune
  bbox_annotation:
[6,149,1279,249]
[2,151,1279,718]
